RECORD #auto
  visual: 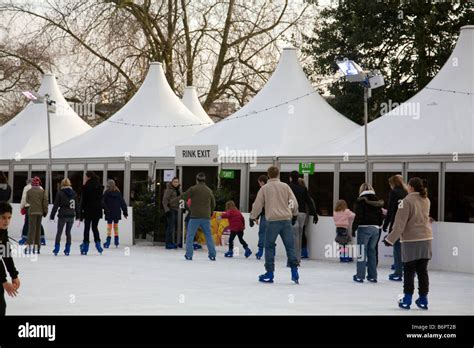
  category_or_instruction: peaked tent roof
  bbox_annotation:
[311,25,474,157]
[182,86,214,124]
[0,74,91,160]
[29,62,207,159]
[158,47,359,157]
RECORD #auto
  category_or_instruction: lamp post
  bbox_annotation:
[22,91,56,203]
[336,59,384,184]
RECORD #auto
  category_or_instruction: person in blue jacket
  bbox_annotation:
[102,179,128,248]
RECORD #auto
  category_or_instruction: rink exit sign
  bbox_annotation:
[220,170,235,179]
[299,162,315,175]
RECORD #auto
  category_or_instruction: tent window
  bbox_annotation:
[372,172,400,209]
[107,171,124,193]
[309,172,334,216]
[130,171,149,203]
[68,171,84,201]
[13,172,28,203]
[445,173,474,223]
[248,172,267,211]
[339,172,366,211]
[219,170,241,210]
[408,172,439,220]
[52,171,65,203]
[182,167,218,192]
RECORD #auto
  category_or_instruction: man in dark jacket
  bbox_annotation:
[162,177,181,249]
[0,173,11,203]
[172,172,216,261]
[79,172,104,255]
[289,171,317,264]
[50,178,80,256]
[0,202,20,316]
[352,183,384,283]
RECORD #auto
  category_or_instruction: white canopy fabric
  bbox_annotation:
[311,25,474,157]
[182,86,214,124]
[158,47,359,157]
[29,62,207,159]
[0,74,91,160]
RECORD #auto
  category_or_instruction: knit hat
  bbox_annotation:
[31,176,41,187]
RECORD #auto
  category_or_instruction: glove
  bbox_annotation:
[291,215,297,225]
[42,213,47,218]
[382,237,392,247]
[249,218,255,228]
[20,208,26,215]
[312,215,319,224]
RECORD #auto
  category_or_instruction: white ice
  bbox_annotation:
[6,241,474,315]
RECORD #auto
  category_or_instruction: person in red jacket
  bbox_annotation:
[219,200,252,258]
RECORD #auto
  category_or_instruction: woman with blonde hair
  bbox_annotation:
[382,174,408,281]
[352,183,384,283]
[50,178,79,256]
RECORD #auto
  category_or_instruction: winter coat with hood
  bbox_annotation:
[50,186,80,219]
[102,190,128,221]
[26,186,48,216]
[162,183,181,213]
[221,208,245,232]
[0,183,12,202]
[79,178,104,220]
[352,190,384,234]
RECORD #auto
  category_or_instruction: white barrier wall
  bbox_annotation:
[306,217,474,274]
[7,204,134,246]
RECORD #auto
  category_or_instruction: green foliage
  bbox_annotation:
[132,186,162,240]
[301,1,474,124]
[212,184,235,211]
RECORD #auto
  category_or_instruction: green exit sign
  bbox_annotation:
[299,162,315,175]
[220,170,235,179]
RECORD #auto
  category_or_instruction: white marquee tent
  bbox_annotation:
[181,86,214,125]
[158,47,359,158]
[28,62,207,159]
[307,25,474,158]
[0,74,91,160]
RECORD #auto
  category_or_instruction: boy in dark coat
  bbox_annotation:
[0,202,20,316]
[102,179,128,248]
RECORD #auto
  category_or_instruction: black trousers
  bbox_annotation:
[403,258,430,296]
[0,285,6,316]
[83,218,101,243]
[302,225,307,248]
[228,231,248,250]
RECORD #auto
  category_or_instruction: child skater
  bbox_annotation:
[333,200,355,262]
[50,178,80,256]
[102,180,128,248]
[0,202,20,316]
[220,200,252,258]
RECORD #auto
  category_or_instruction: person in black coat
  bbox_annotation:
[352,183,384,283]
[79,172,104,255]
[102,179,128,249]
[382,175,408,281]
[0,173,12,203]
[50,178,80,256]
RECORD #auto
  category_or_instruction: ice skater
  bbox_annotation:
[102,179,128,249]
[250,166,299,284]
[219,200,252,258]
[255,175,268,260]
[0,202,20,316]
[383,177,432,310]
[25,177,49,254]
[162,177,181,249]
[19,179,46,246]
[49,178,80,256]
[172,172,216,261]
[352,183,384,283]
[382,175,408,281]
[333,199,355,262]
[79,171,104,255]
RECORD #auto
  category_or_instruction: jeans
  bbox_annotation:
[165,209,178,244]
[257,215,267,249]
[185,218,216,258]
[393,239,403,277]
[403,259,429,296]
[83,217,101,243]
[55,217,74,244]
[356,226,379,280]
[264,220,298,273]
[228,231,248,251]
[292,212,307,263]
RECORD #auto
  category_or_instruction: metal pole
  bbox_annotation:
[364,87,369,184]
[45,94,53,203]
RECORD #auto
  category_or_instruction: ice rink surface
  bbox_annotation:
[6,241,474,315]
